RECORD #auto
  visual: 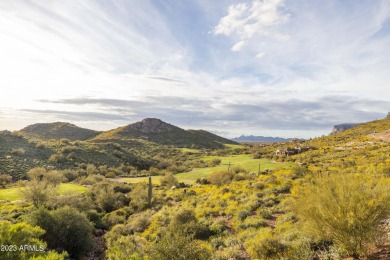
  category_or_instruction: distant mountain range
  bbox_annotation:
[231,135,303,142]
[16,118,236,149]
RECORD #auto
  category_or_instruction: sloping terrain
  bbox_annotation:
[368,129,390,142]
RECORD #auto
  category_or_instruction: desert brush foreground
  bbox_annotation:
[0,118,389,259]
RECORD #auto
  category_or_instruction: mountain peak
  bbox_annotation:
[124,118,176,134]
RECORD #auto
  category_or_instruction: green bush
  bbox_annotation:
[160,172,179,187]
[29,206,94,258]
[21,180,55,208]
[0,220,67,260]
[0,174,12,187]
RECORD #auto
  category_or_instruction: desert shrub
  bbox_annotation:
[35,142,46,149]
[130,183,149,211]
[85,209,105,228]
[48,153,66,163]
[106,235,148,260]
[113,183,132,193]
[61,169,79,182]
[237,209,251,221]
[10,148,25,156]
[196,177,210,184]
[258,209,273,220]
[0,174,12,187]
[231,165,247,174]
[210,218,229,234]
[160,172,179,187]
[238,217,268,230]
[292,166,310,179]
[291,174,390,258]
[148,231,211,260]
[277,181,292,193]
[253,182,265,190]
[48,194,93,212]
[208,170,234,186]
[253,238,288,259]
[44,170,66,184]
[21,180,55,208]
[171,209,212,240]
[211,158,222,166]
[105,171,116,178]
[86,164,97,175]
[102,211,127,228]
[29,206,93,258]
[127,211,154,233]
[0,220,67,260]
[79,174,104,185]
[91,182,128,212]
[27,167,47,180]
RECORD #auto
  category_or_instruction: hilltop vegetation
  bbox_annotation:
[0,118,389,259]
[17,122,100,141]
[94,118,236,149]
[0,119,238,180]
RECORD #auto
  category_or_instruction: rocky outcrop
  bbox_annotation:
[387,112,390,119]
[331,123,360,134]
[124,118,174,133]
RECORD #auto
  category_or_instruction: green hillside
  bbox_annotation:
[17,122,100,141]
[261,117,390,176]
[1,118,389,259]
[94,118,236,149]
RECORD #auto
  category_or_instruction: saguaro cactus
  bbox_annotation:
[148,176,152,208]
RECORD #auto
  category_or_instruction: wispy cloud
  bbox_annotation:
[214,0,289,49]
[231,40,246,51]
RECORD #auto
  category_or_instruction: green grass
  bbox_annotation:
[0,187,22,200]
[116,176,162,184]
[178,148,201,154]
[224,144,246,149]
[118,154,294,184]
[0,183,88,201]
[57,183,88,194]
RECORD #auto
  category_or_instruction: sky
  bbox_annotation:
[0,0,389,138]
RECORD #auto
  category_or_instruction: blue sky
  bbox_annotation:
[0,0,389,138]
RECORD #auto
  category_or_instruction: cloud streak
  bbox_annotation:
[31,95,389,137]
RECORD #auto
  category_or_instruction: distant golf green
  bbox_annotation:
[0,183,88,201]
[117,154,294,184]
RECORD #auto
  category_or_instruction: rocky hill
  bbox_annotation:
[94,118,236,149]
[17,122,100,141]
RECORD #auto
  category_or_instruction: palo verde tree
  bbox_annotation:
[291,174,390,258]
